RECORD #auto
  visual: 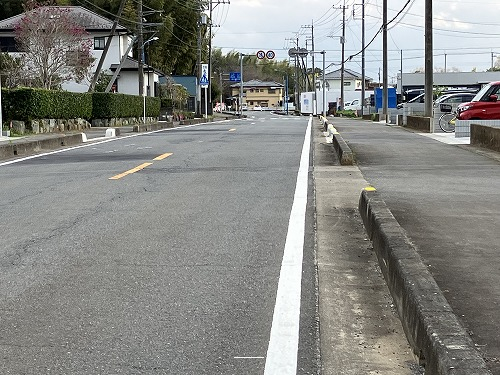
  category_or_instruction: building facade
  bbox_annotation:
[230,79,285,109]
[0,6,160,96]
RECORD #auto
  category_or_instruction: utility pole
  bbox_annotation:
[303,23,316,114]
[361,0,365,116]
[138,0,144,96]
[382,0,388,121]
[88,0,126,92]
[424,0,433,119]
[333,2,347,110]
[341,0,346,111]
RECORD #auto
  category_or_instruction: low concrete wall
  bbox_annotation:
[133,122,175,132]
[319,116,354,165]
[359,189,491,375]
[332,132,354,165]
[0,133,84,160]
[406,115,431,132]
[471,124,500,152]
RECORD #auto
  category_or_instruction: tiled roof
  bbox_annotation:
[0,6,128,31]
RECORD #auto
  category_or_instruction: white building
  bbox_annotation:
[0,6,160,96]
[317,68,373,91]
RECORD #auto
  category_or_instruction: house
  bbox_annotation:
[230,79,285,109]
[318,68,372,91]
[0,6,160,96]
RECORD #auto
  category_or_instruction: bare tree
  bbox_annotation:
[14,1,95,90]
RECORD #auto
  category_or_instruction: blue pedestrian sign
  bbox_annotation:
[200,63,209,87]
[229,72,241,82]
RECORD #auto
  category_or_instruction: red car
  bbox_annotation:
[456,81,500,120]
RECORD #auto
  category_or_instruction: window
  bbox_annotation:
[0,37,18,52]
[94,36,106,50]
[344,81,351,86]
[260,89,264,92]
[268,89,276,94]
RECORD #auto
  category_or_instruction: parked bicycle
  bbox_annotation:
[438,103,456,132]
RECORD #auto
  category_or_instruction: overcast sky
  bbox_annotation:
[210,0,500,83]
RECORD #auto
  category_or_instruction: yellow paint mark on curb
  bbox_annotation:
[109,162,153,180]
[153,152,173,161]
[364,186,377,192]
[229,128,236,132]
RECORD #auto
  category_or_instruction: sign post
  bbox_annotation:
[200,63,209,118]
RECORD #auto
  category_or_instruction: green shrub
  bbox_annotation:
[2,87,92,121]
[92,92,160,118]
[336,109,358,118]
[1,88,161,122]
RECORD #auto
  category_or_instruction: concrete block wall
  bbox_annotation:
[471,124,500,152]
[455,120,500,137]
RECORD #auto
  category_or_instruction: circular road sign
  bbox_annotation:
[257,50,265,59]
[266,50,275,59]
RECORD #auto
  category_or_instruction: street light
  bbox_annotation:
[142,36,159,123]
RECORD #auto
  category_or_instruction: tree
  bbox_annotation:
[13,1,95,89]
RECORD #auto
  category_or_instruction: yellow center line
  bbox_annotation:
[229,128,236,132]
[153,152,173,161]
[109,162,153,180]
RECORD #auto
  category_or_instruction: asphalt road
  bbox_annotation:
[334,117,500,374]
[0,114,318,374]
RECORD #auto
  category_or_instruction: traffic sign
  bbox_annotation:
[266,50,275,59]
[200,63,209,87]
[257,50,265,59]
[229,72,241,82]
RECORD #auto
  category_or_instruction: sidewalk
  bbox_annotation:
[331,117,499,374]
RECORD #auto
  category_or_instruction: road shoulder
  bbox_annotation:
[313,118,422,374]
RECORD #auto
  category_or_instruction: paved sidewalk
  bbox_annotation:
[332,117,500,374]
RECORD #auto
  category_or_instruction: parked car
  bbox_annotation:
[344,99,361,111]
[241,104,248,111]
[456,82,500,120]
[433,92,476,108]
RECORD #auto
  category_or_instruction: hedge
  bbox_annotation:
[1,88,161,122]
[92,92,161,118]
[2,88,92,121]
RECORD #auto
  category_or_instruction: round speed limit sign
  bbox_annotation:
[266,50,275,59]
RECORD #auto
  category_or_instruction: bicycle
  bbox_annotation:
[438,104,456,133]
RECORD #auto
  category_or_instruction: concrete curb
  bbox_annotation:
[319,116,354,165]
[358,189,491,375]
[0,133,84,160]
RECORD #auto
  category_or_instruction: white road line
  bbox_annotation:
[264,117,311,374]
[0,123,202,167]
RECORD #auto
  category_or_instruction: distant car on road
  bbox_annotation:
[241,104,248,111]
[457,81,500,120]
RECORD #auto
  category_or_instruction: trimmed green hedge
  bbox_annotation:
[2,88,92,121]
[1,88,161,122]
[92,92,160,118]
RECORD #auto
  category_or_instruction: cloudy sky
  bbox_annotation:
[209,0,500,83]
